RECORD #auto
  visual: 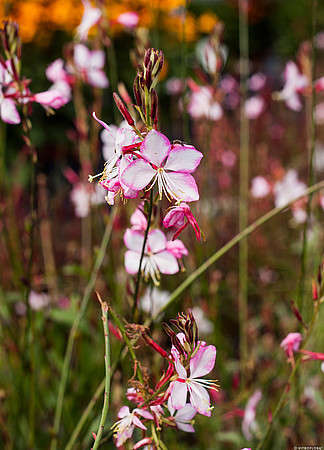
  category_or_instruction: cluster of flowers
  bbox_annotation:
[0,21,71,125]
[87,48,204,283]
[111,312,219,448]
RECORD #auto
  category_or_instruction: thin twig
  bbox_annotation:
[132,189,154,320]
[92,293,111,450]
[238,0,250,388]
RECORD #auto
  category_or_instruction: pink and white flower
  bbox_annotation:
[112,406,153,448]
[278,61,308,111]
[191,307,214,335]
[121,130,203,202]
[280,332,302,358]
[33,89,69,109]
[249,72,266,91]
[140,287,170,317]
[244,96,264,119]
[169,343,217,416]
[167,397,197,433]
[29,291,50,311]
[70,182,105,217]
[163,202,201,240]
[116,12,139,28]
[124,228,186,284]
[242,390,262,440]
[251,176,271,199]
[188,85,223,121]
[274,170,306,207]
[73,44,108,88]
[45,58,72,102]
[76,0,102,41]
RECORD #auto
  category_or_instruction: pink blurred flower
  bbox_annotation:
[140,287,169,317]
[163,202,201,240]
[191,307,214,335]
[45,58,72,102]
[188,85,223,121]
[29,291,50,311]
[315,102,324,125]
[116,11,139,28]
[70,183,105,217]
[249,72,266,91]
[278,61,308,111]
[73,44,108,88]
[169,344,217,416]
[33,89,69,109]
[166,77,184,95]
[124,228,186,284]
[112,406,153,448]
[280,332,302,363]
[244,96,265,119]
[121,130,203,202]
[167,397,197,432]
[76,0,102,40]
[221,150,236,167]
[251,176,271,198]
[242,390,262,440]
[274,170,306,207]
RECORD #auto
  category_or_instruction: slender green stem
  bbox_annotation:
[256,301,320,450]
[50,209,117,450]
[109,306,144,383]
[132,190,154,320]
[297,0,318,315]
[151,180,324,321]
[65,346,126,450]
[92,297,111,450]
[238,0,250,388]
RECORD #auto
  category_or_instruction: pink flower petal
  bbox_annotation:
[124,250,141,274]
[130,208,147,231]
[165,172,199,202]
[118,406,130,418]
[176,422,195,433]
[140,130,170,167]
[152,251,179,275]
[135,409,154,420]
[87,69,109,88]
[164,144,203,173]
[46,58,66,83]
[90,50,105,69]
[175,357,187,378]
[121,158,156,191]
[175,404,197,422]
[124,229,144,252]
[147,229,167,253]
[1,98,20,124]
[188,382,211,416]
[170,380,188,410]
[190,344,216,379]
[74,44,90,69]
[132,416,147,431]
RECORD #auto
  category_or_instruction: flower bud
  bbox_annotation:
[113,92,135,126]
